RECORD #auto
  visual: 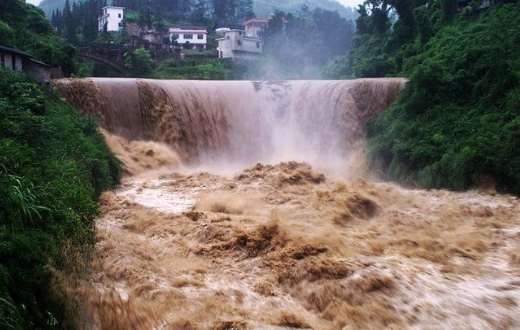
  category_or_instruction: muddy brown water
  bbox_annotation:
[54,78,520,330]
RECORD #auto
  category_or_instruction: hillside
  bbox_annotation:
[0,0,75,73]
[40,0,356,20]
[0,1,121,329]
[326,1,520,194]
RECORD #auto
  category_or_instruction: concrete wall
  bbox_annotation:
[1,53,25,70]
[25,62,51,85]
[217,35,234,59]
[217,31,263,59]
[15,55,23,71]
[2,53,13,69]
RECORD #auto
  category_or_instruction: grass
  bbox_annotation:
[0,69,121,329]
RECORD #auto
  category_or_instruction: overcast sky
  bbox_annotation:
[26,0,363,9]
[336,0,363,7]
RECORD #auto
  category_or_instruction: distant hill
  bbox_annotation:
[254,0,357,20]
[39,0,82,17]
[39,0,357,21]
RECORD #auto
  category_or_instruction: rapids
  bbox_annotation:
[53,78,520,330]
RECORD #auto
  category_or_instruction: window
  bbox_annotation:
[256,42,260,48]
[171,34,179,40]
[118,13,122,18]
[184,34,193,39]
[226,36,230,40]
[237,40,242,46]
[197,34,204,40]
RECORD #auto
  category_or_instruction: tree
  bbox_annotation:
[237,0,255,22]
[138,5,153,28]
[0,21,15,46]
[192,0,207,22]
[441,0,458,22]
[212,0,238,23]
[124,48,153,77]
[63,0,78,43]
[414,6,434,45]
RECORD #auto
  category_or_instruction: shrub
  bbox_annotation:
[367,3,520,194]
[0,70,121,329]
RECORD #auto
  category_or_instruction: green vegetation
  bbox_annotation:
[128,54,331,80]
[42,0,355,23]
[1,2,121,329]
[328,0,520,194]
[0,0,76,74]
[125,47,154,76]
[152,58,238,79]
[0,69,121,330]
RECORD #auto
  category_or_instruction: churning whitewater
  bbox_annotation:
[54,79,520,330]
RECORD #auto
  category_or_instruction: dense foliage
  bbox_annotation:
[152,57,238,79]
[0,0,76,74]
[1,3,120,328]
[0,69,121,330]
[329,0,520,194]
[124,47,154,76]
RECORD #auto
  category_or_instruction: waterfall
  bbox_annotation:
[54,78,405,174]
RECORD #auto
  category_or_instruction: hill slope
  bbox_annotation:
[40,0,356,20]
[0,1,121,328]
[327,1,520,194]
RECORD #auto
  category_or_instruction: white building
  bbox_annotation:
[216,29,263,60]
[245,18,269,38]
[98,6,124,32]
[169,27,208,50]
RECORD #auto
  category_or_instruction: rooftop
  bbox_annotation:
[0,44,32,58]
[0,44,51,67]
[169,26,207,31]
[245,18,270,23]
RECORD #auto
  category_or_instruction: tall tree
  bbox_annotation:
[63,0,78,43]
[237,0,255,22]
[192,0,208,22]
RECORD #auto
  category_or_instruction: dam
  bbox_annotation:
[53,78,520,330]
